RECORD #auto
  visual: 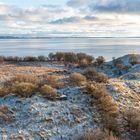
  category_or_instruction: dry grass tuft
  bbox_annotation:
[12,82,37,97]
[70,72,87,86]
[40,85,58,99]
[41,75,64,89]
[75,129,119,140]
[0,105,15,122]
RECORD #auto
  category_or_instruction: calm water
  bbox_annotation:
[0,37,140,60]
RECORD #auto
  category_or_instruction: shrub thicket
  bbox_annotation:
[86,83,119,135]
[84,68,108,83]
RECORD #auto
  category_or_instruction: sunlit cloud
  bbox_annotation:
[0,0,139,37]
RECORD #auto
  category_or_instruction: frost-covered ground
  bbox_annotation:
[0,87,96,140]
[0,54,140,140]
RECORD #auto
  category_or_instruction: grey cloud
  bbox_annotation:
[49,16,81,24]
[90,0,140,14]
[84,16,98,21]
[67,0,91,7]
[49,15,98,24]
[67,0,140,14]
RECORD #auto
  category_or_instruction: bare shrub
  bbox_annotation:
[129,54,139,65]
[38,55,46,61]
[77,53,93,66]
[84,68,108,83]
[48,53,55,61]
[55,52,65,61]
[12,82,36,97]
[23,56,38,61]
[96,56,105,66]
[64,52,78,64]
[40,85,58,99]
[70,72,87,86]
[75,129,119,140]
[123,108,140,139]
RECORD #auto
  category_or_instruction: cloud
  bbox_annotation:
[67,0,91,7]
[67,0,140,14]
[0,1,140,37]
[90,0,140,14]
[49,16,81,24]
[49,15,98,24]
[84,15,98,21]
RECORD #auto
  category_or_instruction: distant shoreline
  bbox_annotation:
[0,36,140,39]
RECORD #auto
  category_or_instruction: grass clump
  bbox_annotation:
[84,68,108,83]
[70,72,87,86]
[40,85,58,99]
[12,82,37,97]
[1,74,38,97]
[75,129,119,140]
[41,75,64,89]
[11,74,38,85]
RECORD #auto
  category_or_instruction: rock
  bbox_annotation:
[58,95,67,100]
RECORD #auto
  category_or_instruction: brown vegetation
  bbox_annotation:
[0,105,15,122]
[40,75,64,89]
[129,54,139,65]
[75,129,119,140]
[40,85,58,99]
[96,56,105,66]
[12,82,37,97]
[123,108,140,140]
[84,68,108,83]
[70,72,87,86]
[86,83,119,135]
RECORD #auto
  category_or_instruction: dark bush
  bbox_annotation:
[96,56,105,66]
[64,52,78,64]
[23,56,38,61]
[84,68,108,83]
[129,54,139,65]
[55,52,65,61]
[77,53,94,66]
[38,55,46,61]
[123,108,140,140]
[48,53,55,61]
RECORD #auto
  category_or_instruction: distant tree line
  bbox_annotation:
[0,52,106,66]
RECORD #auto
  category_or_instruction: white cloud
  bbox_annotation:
[0,1,140,37]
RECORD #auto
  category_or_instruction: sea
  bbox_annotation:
[0,37,140,61]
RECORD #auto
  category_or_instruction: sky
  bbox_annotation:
[0,0,140,37]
